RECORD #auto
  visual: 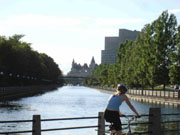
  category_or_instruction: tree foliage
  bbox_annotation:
[0,35,63,86]
[169,26,180,84]
[88,11,180,89]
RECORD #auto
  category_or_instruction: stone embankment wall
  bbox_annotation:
[0,85,58,101]
[128,89,180,107]
[90,86,180,107]
[127,94,180,107]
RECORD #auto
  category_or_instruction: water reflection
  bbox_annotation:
[0,103,22,108]
[0,102,24,113]
[0,86,179,135]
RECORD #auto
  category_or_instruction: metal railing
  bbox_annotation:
[0,114,100,135]
[90,86,180,99]
[0,108,180,135]
[128,89,180,99]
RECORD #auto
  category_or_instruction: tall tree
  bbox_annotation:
[169,26,180,84]
[150,11,177,89]
[0,34,63,86]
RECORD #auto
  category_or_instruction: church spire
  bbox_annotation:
[90,56,95,64]
[72,59,75,68]
[89,56,96,70]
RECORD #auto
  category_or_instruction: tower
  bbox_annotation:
[89,57,96,71]
[101,29,140,64]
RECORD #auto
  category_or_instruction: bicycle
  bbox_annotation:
[95,115,137,135]
[108,115,137,135]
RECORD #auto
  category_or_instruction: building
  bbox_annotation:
[67,57,98,77]
[101,29,140,64]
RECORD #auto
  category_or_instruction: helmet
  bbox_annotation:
[117,84,128,93]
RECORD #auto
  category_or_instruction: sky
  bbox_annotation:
[0,0,180,75]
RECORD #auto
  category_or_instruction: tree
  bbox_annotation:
[89,10,179,90]
[0,34,63,86]
[169,26,180,84]
[151,11,177,89]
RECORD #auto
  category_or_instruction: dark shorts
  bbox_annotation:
[104,109,122,131]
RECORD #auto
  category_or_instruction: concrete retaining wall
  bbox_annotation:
[127,94,180,107]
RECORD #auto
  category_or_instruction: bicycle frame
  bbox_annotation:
[109,116,136,135]
[123,116,136,135]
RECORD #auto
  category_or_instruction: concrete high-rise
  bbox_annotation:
[101,29,139,64]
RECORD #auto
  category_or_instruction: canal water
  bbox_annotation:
[0,86,180,135]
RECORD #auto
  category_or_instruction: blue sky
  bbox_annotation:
[0,0,180,74]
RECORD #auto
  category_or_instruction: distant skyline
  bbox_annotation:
[0,0,180,74]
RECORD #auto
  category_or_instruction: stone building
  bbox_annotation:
[101,29,140,64]
[67,57,98,77]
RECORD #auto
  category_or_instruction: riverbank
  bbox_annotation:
[0,85,59,101]
[90,86,180,107]
[127,94,180,107]
[90,86,115,94]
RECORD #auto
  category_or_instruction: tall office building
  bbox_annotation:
[101,29,139,64]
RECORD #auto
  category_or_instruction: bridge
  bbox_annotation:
[60,75,94,85]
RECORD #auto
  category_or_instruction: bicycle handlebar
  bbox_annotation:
[123,115,139,123]
[120,115,141,118]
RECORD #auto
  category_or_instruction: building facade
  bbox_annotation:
[101,29,140,64]
[67,57,98,77]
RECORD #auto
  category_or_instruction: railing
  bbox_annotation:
[0,114,100,135]
[90,86,180,99]
[128,89,180,99]
[0,108,180,135]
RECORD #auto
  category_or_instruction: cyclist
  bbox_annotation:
[104,84,140,135]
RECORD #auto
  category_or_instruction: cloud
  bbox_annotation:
[168,9,180,14]
[95,18,145,26]
[2,14,82,27]
[0,14,145,30]
[0,13,144,74]
[0,14,144,41]
[31,42,101,74]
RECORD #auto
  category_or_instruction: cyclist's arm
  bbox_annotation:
[124,96,140,117]
[119,112,125,117]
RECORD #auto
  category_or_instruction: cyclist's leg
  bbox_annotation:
[110,129,122,135]
[110,131,116,135]
[109,123,116,133]
[116,130,122,135]
[113,117,122,135]
[104,110,122,134]
[107,121,122,135]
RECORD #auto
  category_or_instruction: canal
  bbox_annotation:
[0,86,180,135]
